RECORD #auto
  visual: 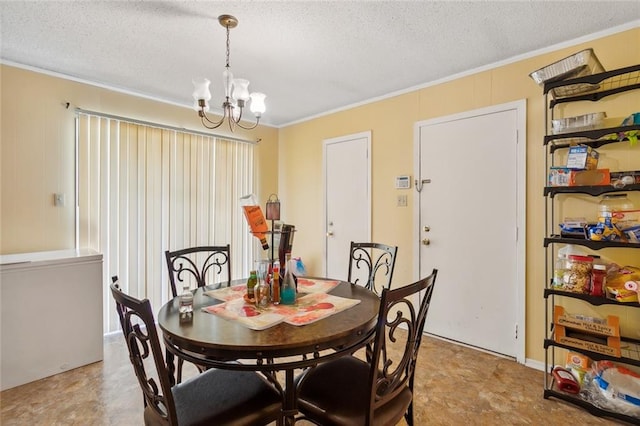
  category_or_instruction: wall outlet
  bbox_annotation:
[397,195,408,207]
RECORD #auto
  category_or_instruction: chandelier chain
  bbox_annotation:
[225,24,231,69]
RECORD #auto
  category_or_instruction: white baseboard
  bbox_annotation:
[524,358,545,372]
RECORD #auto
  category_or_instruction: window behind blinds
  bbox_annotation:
[76,112,256,333]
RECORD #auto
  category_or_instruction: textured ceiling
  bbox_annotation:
[1,1,639,127]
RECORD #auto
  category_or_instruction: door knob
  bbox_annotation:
[422,238,431,246]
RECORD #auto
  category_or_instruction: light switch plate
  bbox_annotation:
[54,193,65,206]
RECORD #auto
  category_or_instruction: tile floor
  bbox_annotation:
[0,333,625,425]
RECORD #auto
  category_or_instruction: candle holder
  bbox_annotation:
[265,194,281,266]
[266,194,280,221]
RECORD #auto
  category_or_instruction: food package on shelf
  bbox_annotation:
[621,112,640,126]
[611,171,640,188]
[570,169,610,186]
[548,168,611,187]
[549,167,571,187]
[565,352,591,385]
[587,220,624,242]
[582,361,640,420]
[552,366,581,394]
[605,265,640,303]
[554,306,619,337]
[554,254,593,293]
[552,112,606,135]
[589,194,640,242]
[566,145,599,170]
[529,48,605,98]
[624,225,640,243]
[559,218,588,239]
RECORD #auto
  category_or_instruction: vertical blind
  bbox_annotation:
[77,112,256,333]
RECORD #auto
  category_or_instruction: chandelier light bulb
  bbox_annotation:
[232,79,251,102]
[192,78,212,101]
[249,92,266,117]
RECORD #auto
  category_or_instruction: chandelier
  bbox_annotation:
[192,15,266,131]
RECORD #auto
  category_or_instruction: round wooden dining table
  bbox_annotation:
[157,279,380,425]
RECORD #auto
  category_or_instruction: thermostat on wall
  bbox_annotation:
[395,175,411,189]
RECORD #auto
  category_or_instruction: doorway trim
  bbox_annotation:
[412,99,527,364]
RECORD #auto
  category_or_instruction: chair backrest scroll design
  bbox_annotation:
[110,279,178,425]
[348,241,398,296]
[165,245,231,297]
[367,268,438,423]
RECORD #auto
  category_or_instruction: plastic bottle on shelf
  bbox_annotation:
[598,194,635,220]
[598,194,638,240]
[565,254,593,293]
[553,244,587,289]
[590,261,607,297]
[240,194,270,250]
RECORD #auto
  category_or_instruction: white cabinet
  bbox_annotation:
[0,249,103,390]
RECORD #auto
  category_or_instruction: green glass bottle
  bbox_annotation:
[246,270,257,302]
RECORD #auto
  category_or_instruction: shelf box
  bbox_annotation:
[555,326,621,357]
[553,305,620,337]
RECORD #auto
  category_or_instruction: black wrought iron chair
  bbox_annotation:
[347,241,398,296]
[110,279,282,426]
[295,269,438,426]
[165,245,231,298]
[165,245,232,382]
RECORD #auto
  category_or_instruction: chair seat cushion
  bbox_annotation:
[296,356,412,426]
[171,368,281,426]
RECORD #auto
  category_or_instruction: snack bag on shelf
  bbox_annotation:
[584,361,640,419]
[587,219,624,242]
[606,265,640,303]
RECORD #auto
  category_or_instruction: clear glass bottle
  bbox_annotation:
[280,256,296,305]
[254,273,270,308]
[179,284,194,314]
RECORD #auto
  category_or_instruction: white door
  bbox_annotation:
[324,132,371,280]
[414,101,526,362]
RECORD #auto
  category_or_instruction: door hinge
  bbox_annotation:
[515,323,518,340]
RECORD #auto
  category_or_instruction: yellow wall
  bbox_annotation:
[0,65,279,254]
[279,27,640,364]
[1,28,638,364]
